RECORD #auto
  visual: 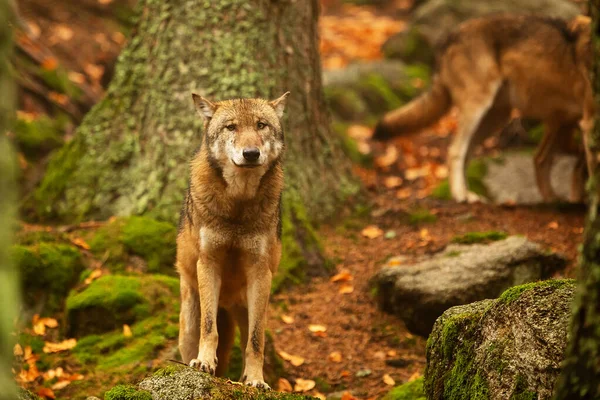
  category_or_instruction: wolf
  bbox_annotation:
[176,92,290,389]
[373,14,594,203]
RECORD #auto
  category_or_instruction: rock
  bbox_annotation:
[484,152,578,204]
[425,279,575,400]
[371,236,566,336]
[383,0,581,64]
[103,365,317,400]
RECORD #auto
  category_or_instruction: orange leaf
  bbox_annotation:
[328,351,342,363]
[280,314,295,324]
[341,391,359,400]
[330,270,353,282]
[408,371,421,382]
[51,380,71,390]
[277,378,293,392]
[37,388,55,399]
[314,393,327,400]
[547,221,559,229]
[339,284,354,294]
[294,378,316,393]
[308,324,327,333]
[84,269,103,285]
[375,145,398,168]
[340,370,351,378]
[43,338,77,353]
[277,350,305,366]
[41,57,58,71]
[71,237,90,250]
[383,374,395,386]
[14,343,23,356]
[347,125,372,140]
[383,176,403,189]
[396,188,412,199]
[84,63,105,82]
[361,225,383,239]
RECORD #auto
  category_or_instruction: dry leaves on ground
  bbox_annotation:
[277,350,305,366]
[361,225,383,239]
[294,378,316,393]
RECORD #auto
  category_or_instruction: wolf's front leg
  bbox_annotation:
[242,266,272,389]
[189,256,222,375]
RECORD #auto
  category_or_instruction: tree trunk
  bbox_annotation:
[552,3,600,398]
[32,0,356,224]
[0,0,18,398]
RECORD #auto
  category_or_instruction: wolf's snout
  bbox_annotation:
[242,147,261,162]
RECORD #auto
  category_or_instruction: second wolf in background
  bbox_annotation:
[373,14,594,203]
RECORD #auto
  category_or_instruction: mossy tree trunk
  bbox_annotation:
[553,2,600,398]
[33,0,355,224]
[1,0,18,398]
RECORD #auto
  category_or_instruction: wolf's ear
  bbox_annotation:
[192,93,217,121]
[269,92,290,119]
[569,15,591,35]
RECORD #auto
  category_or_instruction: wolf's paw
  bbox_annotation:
[189,358,217,375]
[245,379,271,390]
[466,191,486,204]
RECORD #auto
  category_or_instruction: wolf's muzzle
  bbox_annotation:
[242,147,261,162]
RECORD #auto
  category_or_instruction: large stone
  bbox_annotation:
[383,0,581,64]
[371,236,565,336]
[424,279,575,400]
[103,366,316,400]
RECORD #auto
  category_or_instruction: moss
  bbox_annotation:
[431,159,489,200]
[451,231,508,245]
[12,115,65,159]
[382,27,433,65]
[331,121,373,167]
[12,242,83,313]
[357,73,404,114]
[66,274,179,336]
[382,377,426,400]
[98,332,165,370]
[408,208,437,225]
[325,87,370,121]
[104,385,152,400]
[510,375,537,400]
[446,250,461,257]
[153,365,180,377]
[498,279,575,304]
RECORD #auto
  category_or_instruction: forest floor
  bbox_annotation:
[12,0,586,399]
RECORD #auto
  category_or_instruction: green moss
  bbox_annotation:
[451,231,508,245]
[153,365,180,377]
[382,377,426,400]
[325,87,369,121]
[526,123,544,145]
[357,73,404,114]
[510,375,537,400]
[12,115,65,159]
[120,216,177,273]
[446,250,461,257]
[12,242,83,313]
[408,208,437,225]
[431,159,489,200]
[331,121,373,168]
[98,332,165,370]
[498,279,575,304]
[104,385,152,400]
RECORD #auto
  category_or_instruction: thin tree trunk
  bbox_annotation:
[0,0,18,398]
[553,2,600,398]
[32,0,356,224]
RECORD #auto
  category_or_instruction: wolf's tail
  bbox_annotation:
[372,76,451,140]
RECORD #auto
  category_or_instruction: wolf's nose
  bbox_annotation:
[243,148,260,162]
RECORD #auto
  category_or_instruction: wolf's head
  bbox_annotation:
[191,92,289,198]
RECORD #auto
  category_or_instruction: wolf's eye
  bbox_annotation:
[226,124,236,131]
[257,122,267,130]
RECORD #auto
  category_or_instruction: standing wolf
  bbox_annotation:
[373,15,594,203]
[177,92,289,389]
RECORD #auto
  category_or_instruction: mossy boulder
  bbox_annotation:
[382,377,426,400]
[12,242,84,313]
[371,236,566,336]
[129,365,317,400]
[425,279,575,400]
[90,216,177,274]
[66,274,179,337]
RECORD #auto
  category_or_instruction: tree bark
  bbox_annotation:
[0,0,18,398]
[32,0,356,225]
[552,2,600,398]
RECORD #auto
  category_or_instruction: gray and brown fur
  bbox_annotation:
[177,92,289,389]
[373,14,594,203]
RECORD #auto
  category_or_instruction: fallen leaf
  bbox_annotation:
[547,221,559,230]
[123,324,132,337]
[387,350,397,357]
[84,269,103,285]
[408,371,421,382]
[111,31,126,45]
[51,380,71,390]
[33,315,58,336]
[356,369,372,378]
[84,63,105,82]
[339,284,354,294]
[419,228,431,242]
[341,391,359,400]
[277,350,305,366]
[314,331,328,338]
[405,166,429,181]
[308,324,327,333]
[375,145,398,168]
[98,0,113,4]
[361,225,383,239]
[314,392,327,400]
[41,57,58,71]
[54,25,74,41]
[340,370,351,378]
[37,388,55,399]
[277,377,293,392]
[48,92,69,106]
[330,270,353,282]
[294,378,316,392]
[43,338,77,353]
[384,230,397,240]
[280,314,295,324]
[26,21,41,39]
[383,374,395,386]
[68,71,86,84]
[328,351,342,363]
[347,125,373,140]
[396,188,412,199]
[14,343,23,356]
[383,176,403,189]
[71,237,90,249]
